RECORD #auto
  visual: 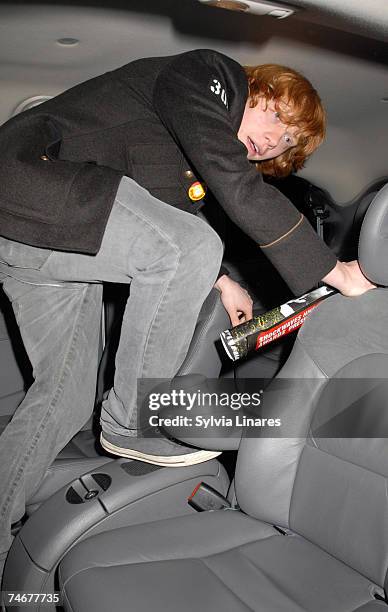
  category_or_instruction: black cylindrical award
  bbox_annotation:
[220,285,335,361]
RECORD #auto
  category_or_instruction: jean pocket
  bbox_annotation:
[0,237,53,270]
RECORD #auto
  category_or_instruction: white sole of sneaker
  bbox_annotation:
[100,433,221,467]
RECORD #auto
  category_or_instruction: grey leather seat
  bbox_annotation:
[58,185,388,611]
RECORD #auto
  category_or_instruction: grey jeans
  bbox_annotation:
[0,176,223,556]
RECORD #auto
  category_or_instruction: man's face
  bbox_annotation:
[237,97,298,161]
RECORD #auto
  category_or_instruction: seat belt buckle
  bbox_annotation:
[188,482,231,512]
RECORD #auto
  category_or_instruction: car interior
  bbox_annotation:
[0,0,387,610]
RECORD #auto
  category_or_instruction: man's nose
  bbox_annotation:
[265,129,283,148]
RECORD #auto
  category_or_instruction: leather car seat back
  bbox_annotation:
[236,184,388,591]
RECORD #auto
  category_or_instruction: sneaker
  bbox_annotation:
[100,431,221,467]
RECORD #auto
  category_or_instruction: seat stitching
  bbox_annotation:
[60,556,254,610]
[232,547,310,612]
[281,337,329,520]
[197,557,256,612]
[302,441,388,478]
[240,537,382,608]
[296,336,330,378]
[59,533,278,590]
[60,587,76,612]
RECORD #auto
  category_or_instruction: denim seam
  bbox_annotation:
[139,246,180,361]
[0,285,91,518]
[114,197,181,428]
[115,195,182,254]
[124,249,180,428]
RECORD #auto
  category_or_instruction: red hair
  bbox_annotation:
[243,63,326,177]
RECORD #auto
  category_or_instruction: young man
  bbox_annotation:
[0,49,374,566]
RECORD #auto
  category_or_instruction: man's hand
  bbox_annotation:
[323,260,376,296]
[214,275,253,326]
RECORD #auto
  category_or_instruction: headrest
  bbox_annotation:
[359,183,388,286]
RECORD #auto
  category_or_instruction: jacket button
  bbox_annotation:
[40,155,49,161]
[188,181,206,202]
[184,169,194,179]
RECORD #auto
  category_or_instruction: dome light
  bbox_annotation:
[56,38,79,46]
[201,0,249,11]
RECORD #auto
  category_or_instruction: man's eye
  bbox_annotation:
[274,111,280,119]
[284,134,292,144]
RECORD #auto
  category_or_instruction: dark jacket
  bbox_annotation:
[0,49,336,294]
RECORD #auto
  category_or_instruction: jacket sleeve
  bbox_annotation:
[152,49,337,295]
